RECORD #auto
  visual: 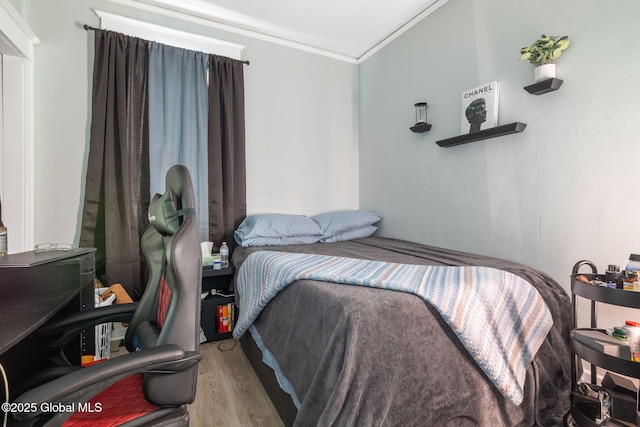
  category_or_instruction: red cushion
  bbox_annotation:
[63,374,160,426]
[157,274,172,330]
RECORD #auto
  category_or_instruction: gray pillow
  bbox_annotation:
[312,210,381,240]
[234,213,322,247]
[320,225,378,243]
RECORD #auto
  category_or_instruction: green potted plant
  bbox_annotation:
[520,34,570,82]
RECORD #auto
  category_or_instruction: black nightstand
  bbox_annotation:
[200,266,236,342]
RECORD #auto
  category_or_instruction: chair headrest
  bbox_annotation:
[148,188,181,236]
[166,165,195,210]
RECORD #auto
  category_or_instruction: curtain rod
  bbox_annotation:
[82,24,250,65]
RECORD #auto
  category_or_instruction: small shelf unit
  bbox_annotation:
[200,266,236,342]
[202,265,234,292]
[524,78,563,95]
[410,123,432,133]
[435,122,527,148]
[570,266,640,426]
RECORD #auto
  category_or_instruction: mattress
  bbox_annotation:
[232,237,571,426]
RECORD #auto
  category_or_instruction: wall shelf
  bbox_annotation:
[435,122,527,148]
[410,123,432,133]
[524,78,563,95]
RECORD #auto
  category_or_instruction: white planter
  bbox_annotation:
[534,64,556,82]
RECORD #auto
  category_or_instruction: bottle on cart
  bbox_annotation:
[0,195,7,256]
[220,241,229,268]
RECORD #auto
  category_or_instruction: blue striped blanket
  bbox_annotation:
[233,251,553,405]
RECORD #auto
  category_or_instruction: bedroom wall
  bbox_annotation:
[16,0,358,246]
[13,0,640,327]
[358,0,640,325]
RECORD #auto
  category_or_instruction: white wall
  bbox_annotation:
[242,38,359,215]
[20,0,640,327]
[0,0,38,253]
[359,0,640,326]
[21,0,358,246]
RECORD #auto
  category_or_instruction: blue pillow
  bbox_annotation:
[234,214,323,247]
[320,225,378,243]
[312,210,381,240]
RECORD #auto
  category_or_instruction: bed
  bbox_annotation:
[230,215,570,427]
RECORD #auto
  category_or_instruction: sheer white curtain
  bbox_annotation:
[148,42,210,241]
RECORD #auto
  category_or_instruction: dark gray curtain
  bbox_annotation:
[80,32,247,298]
[79,30,150,299]
[208,55,246,252]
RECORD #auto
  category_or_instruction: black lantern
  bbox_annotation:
[410,102,432,133]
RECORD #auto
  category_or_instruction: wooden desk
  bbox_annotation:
[0,248,96,396]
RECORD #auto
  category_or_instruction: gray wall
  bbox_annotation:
[19,0,640,325]
[359,0,640,313]
[22,0,359,244]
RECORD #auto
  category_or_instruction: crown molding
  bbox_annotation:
[94,9,245,59]
[108,0,358,64]
[107,0,448,64]
[0,0,40,60]
[358,0,448,63]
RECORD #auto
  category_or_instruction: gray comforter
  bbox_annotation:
[232,237,571,427]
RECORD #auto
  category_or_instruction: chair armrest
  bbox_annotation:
[12,344,201,422]
[39,303,139,335]
[39,303,138,365]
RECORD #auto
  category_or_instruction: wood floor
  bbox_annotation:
[188,339,284,427]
